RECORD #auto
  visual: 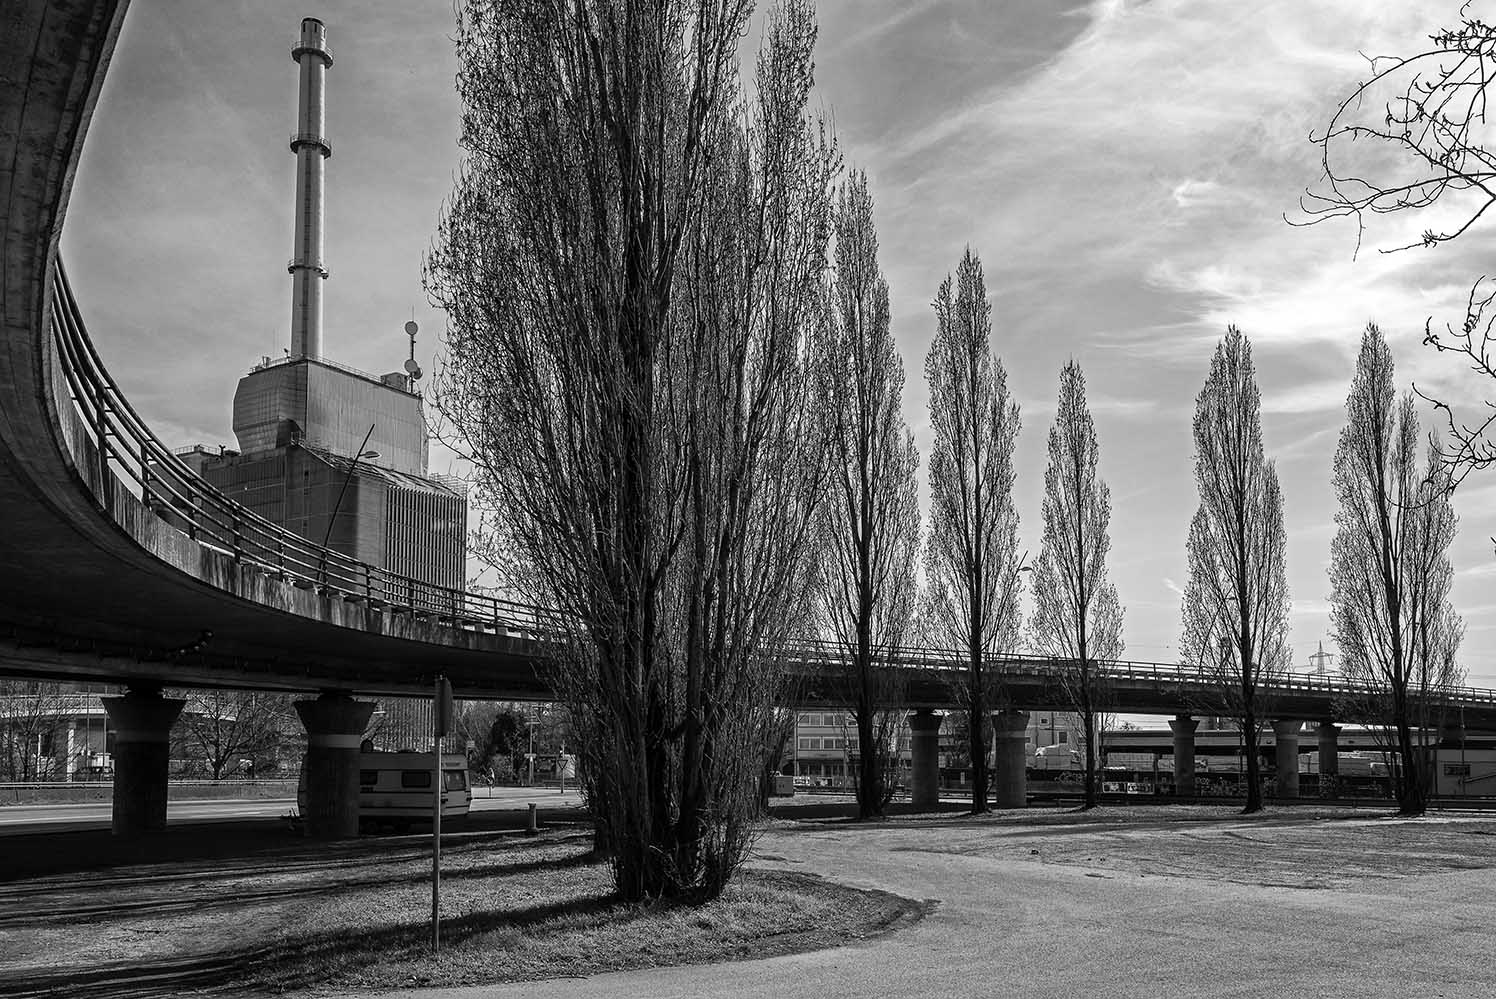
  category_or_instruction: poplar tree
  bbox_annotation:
[923,247,1022,814]
[1180,327,1290,815]
[1330,324,1464,816]
[426,0,838,900]
[814,170,921,820]
[1030,360,1122,810]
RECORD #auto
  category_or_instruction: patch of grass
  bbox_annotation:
[249,844,921,993]
[0,823,923,996]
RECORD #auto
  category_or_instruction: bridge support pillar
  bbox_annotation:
[102,687,185,836]
[295,693,376,839]
[1169,714,1198,799]
[906,710,943,810]
[1317,722,1341,775]
[1316,722,1341,798]
[993,709,1030,809]
[1273,720,1302,798]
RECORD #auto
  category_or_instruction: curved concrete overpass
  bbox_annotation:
[0,1,544,699]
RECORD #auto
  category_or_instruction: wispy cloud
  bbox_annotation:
[1261,379,1349,416]
[818,0,946,58]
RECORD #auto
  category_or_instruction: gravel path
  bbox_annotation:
[358,807,1496,999]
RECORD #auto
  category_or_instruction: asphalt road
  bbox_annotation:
[0,786,586,835]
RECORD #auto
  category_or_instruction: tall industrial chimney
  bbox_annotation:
[288,18,332,360]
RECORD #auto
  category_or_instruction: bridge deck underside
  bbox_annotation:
[0,1,547,697]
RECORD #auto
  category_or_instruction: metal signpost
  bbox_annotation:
[432,675,453,953]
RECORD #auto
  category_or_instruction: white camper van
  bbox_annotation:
[298,749,472,832]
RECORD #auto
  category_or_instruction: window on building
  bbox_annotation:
[823,713,838,727]
[1057,731,1068,744]
[1445,763,1472,777]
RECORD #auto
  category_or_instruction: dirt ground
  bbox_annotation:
[876,803,1496,888]
[418,803,1496,999]
[0,805,917,997]
[4,803,1495,998]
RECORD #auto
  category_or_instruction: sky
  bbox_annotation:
[64,0,1496,683]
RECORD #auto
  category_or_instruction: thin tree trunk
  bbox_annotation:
[1242,700,1262,813]
[969,647,988,813]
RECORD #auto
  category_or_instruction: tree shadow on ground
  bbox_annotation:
[765,802,1403,842]
[0,805,592,884]
[0,826,599,931]
[2,891,636,999]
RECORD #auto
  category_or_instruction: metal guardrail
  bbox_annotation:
[43,261,1496,713]
[248,351,386,385]
[781,641,1496,709]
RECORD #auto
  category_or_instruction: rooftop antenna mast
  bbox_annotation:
[404,319,422,382]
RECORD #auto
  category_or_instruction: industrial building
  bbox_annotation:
[182,17,465,590]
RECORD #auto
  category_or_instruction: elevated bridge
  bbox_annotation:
[4,3,1493,833]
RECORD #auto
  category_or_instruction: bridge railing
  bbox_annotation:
[780,639,1496,709]
[48,262,563,638]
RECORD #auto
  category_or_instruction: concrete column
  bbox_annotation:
[1169,714,1199,799]
[1316,722,1341,775]
[295,693,376,839]
[102,687,185,835]
[906,710,943,811]
[993,709,1030,809]
[1273,720,1302,798]
[1315,722,1341,798]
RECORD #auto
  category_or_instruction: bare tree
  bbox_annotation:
[757,706,799,812]
[1299,18,1496,495]
[1330,324,1464,815]
[445,701,528,780]
[0,681,72,781]
[814,170,921,820]
[426,0,836,901]
[923,247,1022,814]
[1180,327,1291,814]
[1030,360,1123,810]
[172,689,292,780]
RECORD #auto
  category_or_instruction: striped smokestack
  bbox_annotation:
[288,17,332,360]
